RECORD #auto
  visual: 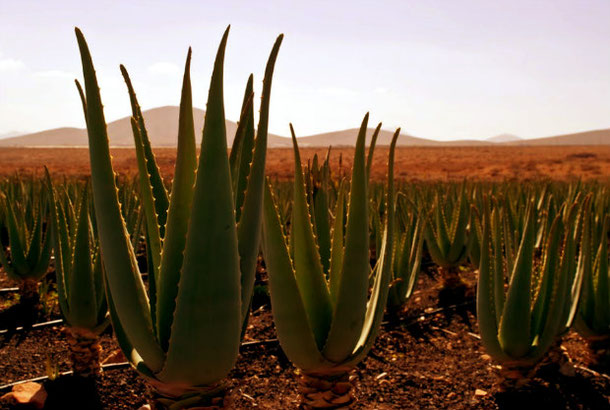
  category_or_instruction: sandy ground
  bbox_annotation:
[0,146,608,181]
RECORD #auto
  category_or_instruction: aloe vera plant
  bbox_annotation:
[46,173,108,377]
[0,182,51,324]
[576,208,610,366]
[261,117,399,409]
[75,26,282,408]
[424,187,471,301]
[477,196,583,389]
[387,193,425,313]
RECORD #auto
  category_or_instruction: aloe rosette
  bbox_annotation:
[423,187,471,300]
[477,196,584,389]
[387,194,425,314]
[576,208,610,366]
[46,174,108,377]
[75,26,282,408]
[0,184,51,324]
[262,116,399,409]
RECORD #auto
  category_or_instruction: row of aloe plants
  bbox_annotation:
[2,164,609,405]
[0,27,609,408]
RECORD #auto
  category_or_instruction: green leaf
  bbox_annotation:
[120,65,169,237]
[68,187,98,328]
[323,114,370,362]
[366,123,382,179]
[237,35,283,326]
[499,203,535,358]
[476,196,509,362]
[160,27,241,386]
[75,27,164,372]
[261,180,331,371]
[346,128,399,367]
[156,49,197,350]
[289,124,333,350]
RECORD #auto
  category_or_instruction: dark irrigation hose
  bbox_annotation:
[0,303,475,391]
[0,339,282,391]
[0,319,64,335]
[0,362,131,391]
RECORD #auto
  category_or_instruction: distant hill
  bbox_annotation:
[0,106,285,148]
[487,134,521,143]
[291,128,488,147]
[0,105,608,148]
[0,131,25,139]
[507,129,610,146]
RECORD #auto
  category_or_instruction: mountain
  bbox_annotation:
[487,134,521,143]
[1,105,608,148]
[507,129,610,146]
[0,106,285,148]
[290,128,488,147]
[0,131,25,139]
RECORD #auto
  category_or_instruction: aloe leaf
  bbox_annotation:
[499,203,535,358]
[237,35,283,326]
[25,209,43,267]
[75,27,164,372]
[423,213,444,266]
[289,124,333,350]
[447,194,469,263]
[156,49,197,350]
[314,174,331,275]
[229,75,254,218]
[120,65,169,237]
[130,118,162,285]
[530,214,562,338]
[346,128,399,367]
[44,170,70,318]
[490,204,505,323]
[323,114,370,362]
[160,27,241,385]
[477,197,508,361]
[329,181,346,307]
[365,123,382,179]
[593,217,610,330]
[103,274,146,370]
[5,201,28,277]
[74,79,88,123]
[68,188,98,328]
[261,180,330,371]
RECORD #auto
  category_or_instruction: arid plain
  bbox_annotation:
[1,145,608,181]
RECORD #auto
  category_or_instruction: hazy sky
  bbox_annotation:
[1,0,609,140]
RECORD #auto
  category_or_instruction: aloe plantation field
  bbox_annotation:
[0,26,609,410]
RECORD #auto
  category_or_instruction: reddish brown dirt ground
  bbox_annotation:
[1,146,609,181]
[0,268,609,409]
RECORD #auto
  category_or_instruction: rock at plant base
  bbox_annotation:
[0,382,47,409]
[101,348,127,365]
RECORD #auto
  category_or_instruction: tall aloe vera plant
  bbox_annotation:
[477,196,583,390]
[262,117,399,409]
[75,26,282,408]
[46,173,108,377]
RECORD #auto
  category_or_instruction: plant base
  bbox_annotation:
[64,327,102,378]
[299,370,355,409]
[438,267,470,306]
[18,279,41,326]
[493,362,537,392]
[147,379,229,410]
